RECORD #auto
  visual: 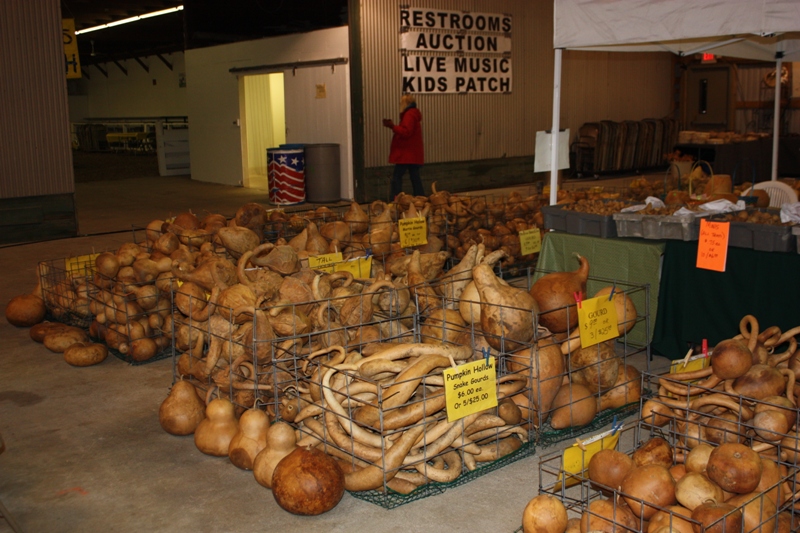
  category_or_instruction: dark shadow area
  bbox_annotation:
[72,151,161,182]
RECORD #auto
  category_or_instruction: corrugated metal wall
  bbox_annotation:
[0,0,74,198]
[733,63,800,135]
[359,0,673,168]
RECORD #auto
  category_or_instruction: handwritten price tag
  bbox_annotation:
[577,296,619,348]
[398,217,428,248]
[443,357,497,422]
[669,354,710,376]
[696,219,729,272]
[308,252,343,273]
[556,426,622,490]
[519,228,542,255]
[333,255,372,278]
[65,253,99,275]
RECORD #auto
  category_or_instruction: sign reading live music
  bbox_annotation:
[400,7,512,94]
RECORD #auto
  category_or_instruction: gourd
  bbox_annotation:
[194,392,239,457]
[159,380,206,436]
[529,253,589,333]
[252,422,297,488]
[228,405,270,470]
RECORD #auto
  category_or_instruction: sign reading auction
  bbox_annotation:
[400,7,512,94]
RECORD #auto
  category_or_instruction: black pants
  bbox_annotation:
[390,164,424,200]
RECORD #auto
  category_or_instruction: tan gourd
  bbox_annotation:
[472,263,538,351]
[228,405,270,470]
[159,380,206,436]
[252,422,298,488]
[529,253,589,333]
[194,392,239,457]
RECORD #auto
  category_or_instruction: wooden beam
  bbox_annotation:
[113,61,127,76]
[157,54,173,71]
[134,57,149,73]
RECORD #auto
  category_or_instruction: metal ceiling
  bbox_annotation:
[60,0,349,66]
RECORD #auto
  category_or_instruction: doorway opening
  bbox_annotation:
[240,72,286,188]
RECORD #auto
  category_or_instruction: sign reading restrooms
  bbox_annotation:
[400,7,512,94]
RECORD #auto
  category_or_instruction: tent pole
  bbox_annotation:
[550,48,563,206]
[771,54,783,181]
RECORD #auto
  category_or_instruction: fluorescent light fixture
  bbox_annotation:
[75,5,183,35]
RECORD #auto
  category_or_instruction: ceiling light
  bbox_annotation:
[75,5,184,35]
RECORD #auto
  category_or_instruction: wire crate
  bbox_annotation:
[422,267,651,447]
[295,339,535,509]
[38,255,98,328]
[88,270,174,365]
[640,370,800,467]
[537,418,799,533]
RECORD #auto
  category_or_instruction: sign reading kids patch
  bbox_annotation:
[696,219,729,272]
[398,216,428,248]
[443,357,497,422]
[577,296,619,348]
[518,228,542,255]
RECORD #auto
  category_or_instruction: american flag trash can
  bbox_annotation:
[267,147,305,205]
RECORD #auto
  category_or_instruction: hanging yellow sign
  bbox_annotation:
[556,425,622,490]
[577,295,619,348]
[333,255,372,278]
[62,19,82,79]
[443,357,497,422]
[65,253,99,275]
[518,228,542,255]
[308,252,343,273]
[398,217,428,248]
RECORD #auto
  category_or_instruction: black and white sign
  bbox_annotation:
[402,56,512,94]
[400,7,512,94]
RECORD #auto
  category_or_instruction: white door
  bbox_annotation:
[283,64,354,200]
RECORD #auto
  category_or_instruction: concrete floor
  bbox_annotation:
[0,171,664,533]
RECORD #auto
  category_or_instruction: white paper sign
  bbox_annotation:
[534,129,570,173]
[402,55,512,94]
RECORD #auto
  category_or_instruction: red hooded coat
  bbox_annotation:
[388,105,424,165]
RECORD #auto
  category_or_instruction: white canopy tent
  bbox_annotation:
[549,0,800,205]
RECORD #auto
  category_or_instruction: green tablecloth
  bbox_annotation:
[652,240,800,360]
[535,232,665,347]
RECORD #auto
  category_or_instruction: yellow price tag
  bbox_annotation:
[398,217,428,248]
[556,426,622,490]
[333,256,372,278]
[444,357,497,422]
[65,253,99,275]
[308,252,343,273]
[670,354,710,375]
[518,228,542,255]
[578,296,619,348]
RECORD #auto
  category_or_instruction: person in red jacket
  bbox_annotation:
[383,94,425,200]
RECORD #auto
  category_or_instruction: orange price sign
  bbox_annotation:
[696,219,729,272]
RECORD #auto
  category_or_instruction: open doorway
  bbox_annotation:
[240,72,286,188]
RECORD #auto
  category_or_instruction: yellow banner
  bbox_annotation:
[444,357,497,422]
[308,252,343,273]
[333,256,372,278]
[578,295,619,348]
[398,217,428,248]
[518,228,542,255]
[556,426,622,490]
[62,19,81,79]
[65,253,99,275]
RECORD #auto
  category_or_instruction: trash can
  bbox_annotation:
[304,143,341,203]
[267,146,305,205]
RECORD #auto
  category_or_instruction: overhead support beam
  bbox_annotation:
[93,63,108,78]
[157,54,173,70]
[229,57,348,75]
[134,57,149,73]
[113,61,127,76]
